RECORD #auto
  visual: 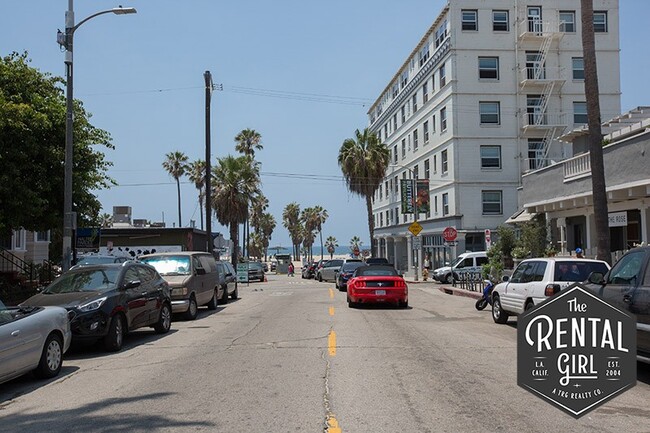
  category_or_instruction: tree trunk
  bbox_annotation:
[230,222,238,268]
[320,230,324,260]
[581,0,611,264]
[199,193,204,230]
[365,195,375,256]
[176,178,182,227]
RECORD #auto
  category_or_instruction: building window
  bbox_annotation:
[480,146,502,169]
[479,101,500,124]
[413,129,419,150]
[401,105,406,123]
[439,64,446,87]
[574,101,587,124]
[379,183,383,200]
[462,10,478,31]
[442,193,449,216]
[526,51,545,79]
[435,20,448,47]
[528,139,545,170]
[12,229,26,251]
[478,57,499,79]
[559,11,576,32]
[394,176,399,193]
[593,11,607,32]
[384,123,388,138]
[36,231,50,242]
[401,139,406,159]
[434,195,439,214]
[393,145,398,164]
[393,114,397,131]
[392,82,399,98]
[401,70,408,88]
[482,190,503,215]
[572,57,584,80]
[419,43,430,67]
[380,213,383,227]
[424,159,430,179]
[440,107,447,131]
[492,10,509,31]
[412,94,418,112]
[385,180,389,200]
[441,149,448,173]
[423,120,429,143]
[433,154,438,173]
[431,114,436,132]
[422,82,428,103]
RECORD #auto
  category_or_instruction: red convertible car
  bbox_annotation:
[346,265,408,308]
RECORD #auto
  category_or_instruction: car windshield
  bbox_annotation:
[355,266,399,277]
[249,263,263,270]
[554,261,609,282]
[140,256,191,276]
[44,268,120,293]
[341,262,365,272]
[448,256,464,268]
[328,260,343,267]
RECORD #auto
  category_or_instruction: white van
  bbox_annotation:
[432,251,488,284]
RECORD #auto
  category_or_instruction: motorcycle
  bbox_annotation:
[475,279,495,311]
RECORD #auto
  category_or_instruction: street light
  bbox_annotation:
[58,2,136,271]
[389,164,421,281]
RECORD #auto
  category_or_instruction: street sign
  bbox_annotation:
[408,221,423,236]
[412,236,422,249]
[443,226,457,242]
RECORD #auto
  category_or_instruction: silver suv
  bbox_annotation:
[491,257,610,324]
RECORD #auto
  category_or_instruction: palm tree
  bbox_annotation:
[313,206,328,260]
[325,236,338,260]
[186,159,206,230]
[338,128,390,256]
[257,212,276,262]
[100,213,113,228]
[162,151,189,227]
[581,0,611,264]
[350,236,363,257]
[212,155,260,267]
[283,202,303,260]
[234,129,263,158]
[301,207,319,261]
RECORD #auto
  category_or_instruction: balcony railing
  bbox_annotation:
[563,152,591,180]
[521,112,567,130]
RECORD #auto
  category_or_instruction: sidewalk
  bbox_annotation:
[402,277,483,300]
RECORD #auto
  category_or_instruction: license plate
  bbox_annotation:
[375,290,386,295]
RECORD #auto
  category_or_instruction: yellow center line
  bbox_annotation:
[329,306,335,316]
[329,288,334,299]
[328,330,336,356]
[326,416,342,433]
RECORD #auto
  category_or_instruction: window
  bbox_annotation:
[380,213,383,227]
[528,139,545,170]
[431,114,436,132]
[393,114,397,131]
[480,146,501,169]
[441,149,448,173]
[424,159,430,179]
[12,229,26,251]
[394,176,399,193]
[440,107,447,131]
[412,94,418,112]
[401,105,406,123]
[384,123,388,138]
[479,101,500,124]
[386,210,390,225]
[462,10,478,31]
[401,139,406,159]
[433,154,438,173]
[572,57,584,80]
[492,10,509,31]
[401,70,409,88]
[574,101,587,124]
[478,57,499,79]
[482,190,503,215]
[413,129,419,150]
[385,181,389,200]
[559,11,575,32]
[593,11,607,32]
[442,193,449,216]
[422,82,428,103]
[419,43,430,67]
[36,231,50,242]
[392,82,399,98]
[439,64,446,87]
[526,51,545,79]
[527,94,544,124]
[393,145,398,164]
[379,183,383,200]
[434,196,439,214]
[423,120,429,143]
[435,20,448,47]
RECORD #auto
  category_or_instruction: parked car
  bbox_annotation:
[586,246,650,363]
[140,252,221,319]
[491,257,610,324]
[270,261,277,272]
[313,259,327,277]
[21,262,172,352]
[336,261,366,291]
[248,261,266,282]
[216,260,238,303]
[73,255,128,267]
[0,298,72,384]
[317,259,343,282]
[346,265,408,308]
[432,251,488,283]
[365,257,390,266]
[301,261,318,279]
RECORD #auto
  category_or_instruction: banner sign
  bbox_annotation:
[416,179,430,213]
[76,227,101,250]
[400,179,414,214]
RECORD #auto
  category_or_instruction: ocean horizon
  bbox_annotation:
[267,244,369,258]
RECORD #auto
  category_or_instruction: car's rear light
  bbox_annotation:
[545,284,561,296]
[395,280,406,288]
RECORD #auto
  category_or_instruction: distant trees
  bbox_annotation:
[349,236,363,257]
[186,159,206,230]
[325,236,338,260]
[162,151,188,227]
[283,202,303,259]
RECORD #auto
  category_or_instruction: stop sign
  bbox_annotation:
[443,226,457,242]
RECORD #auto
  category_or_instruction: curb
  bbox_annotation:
[437,286,483,300]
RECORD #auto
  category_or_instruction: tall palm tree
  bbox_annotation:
[100,213,113,228]
[581,0,610,264]
[301,207,319,261]
[257,212,276,262]
[350,236,363,257]
[212,155,260,267]
[313,206,328,260]
[338,128,390,256]
[234,129,263,158]
[186,159,206,230]
[325,236,338,260]
[162,151,189,227]
[283,202,303,260]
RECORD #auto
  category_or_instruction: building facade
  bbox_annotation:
[367,0,620,277]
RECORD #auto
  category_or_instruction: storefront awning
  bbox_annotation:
[505,209,538,224]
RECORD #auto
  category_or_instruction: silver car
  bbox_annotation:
[0,298,71,384]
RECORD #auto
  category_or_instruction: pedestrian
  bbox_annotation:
[575,247,584,258]
[288,262,295,277]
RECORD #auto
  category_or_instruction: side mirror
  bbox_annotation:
[502,275,510,282]
[123,280,141,290]
[225,272,233,277]
[195,268,206,275]
[588,272,605,285]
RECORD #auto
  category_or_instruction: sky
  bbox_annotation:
[3,0,650,250]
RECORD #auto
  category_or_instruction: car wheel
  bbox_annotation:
[184,295,199,320]
[318,273,323,282]
[444,273,454,284]
[103,314,125,352]
[347,296,357,308]
[231,284,239,300]
[34,333,63,379]
[491,295,509,324]
[524,300,535,312]
[220,285,229,304]
[399,300,409,309]
[335,279,339,289]
[154,303,172,334]
[207,289,218,310]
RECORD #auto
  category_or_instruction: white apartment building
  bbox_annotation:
[368,0,620,277]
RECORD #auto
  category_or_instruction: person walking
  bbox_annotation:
[288,262,295,277]
[575,248,584,258]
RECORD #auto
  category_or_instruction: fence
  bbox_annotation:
[0,247,59,305]
[452,271,485,292]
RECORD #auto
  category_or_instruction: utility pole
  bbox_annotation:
[204,71,213,254]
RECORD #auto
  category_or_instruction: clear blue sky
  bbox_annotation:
[3,0,649,249]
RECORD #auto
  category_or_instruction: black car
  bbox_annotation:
[302,261,318,279]
[21,262,172,352]
[248,262,266,282]
[336,261,366,291]
[365,257,390,266]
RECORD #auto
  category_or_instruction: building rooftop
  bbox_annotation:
[559,106,650,143]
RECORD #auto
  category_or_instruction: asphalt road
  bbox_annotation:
[1,274,648,433]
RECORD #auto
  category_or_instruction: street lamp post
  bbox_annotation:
[390,164,420,281]
[58,2,136,271]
